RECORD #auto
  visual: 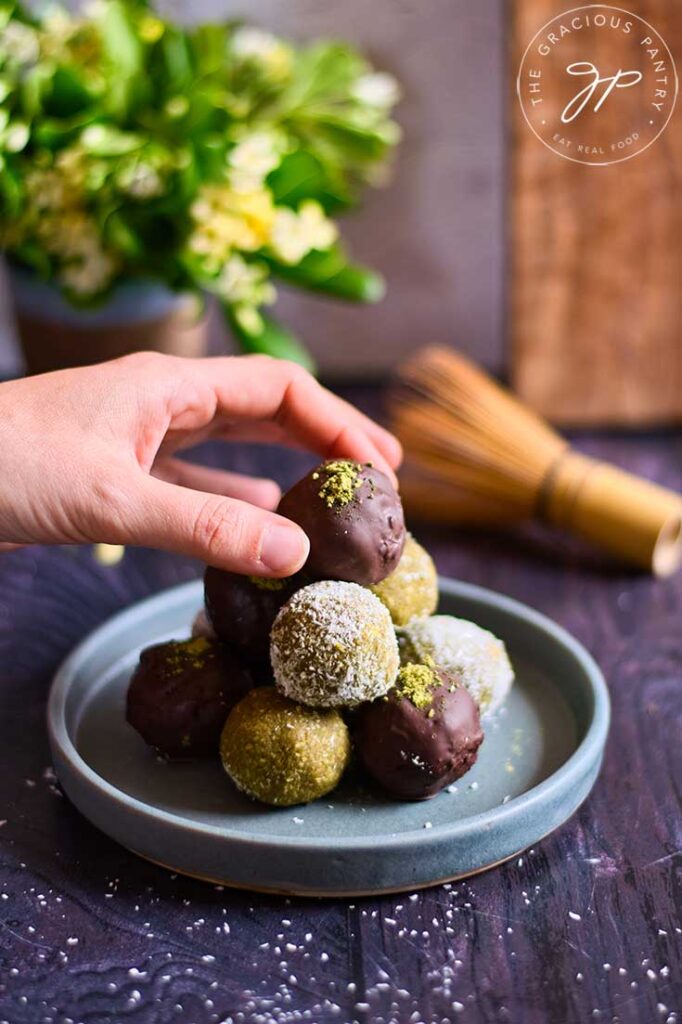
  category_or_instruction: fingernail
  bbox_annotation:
[261,525,309,575]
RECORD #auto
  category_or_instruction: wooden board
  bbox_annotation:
[511,0,682,426]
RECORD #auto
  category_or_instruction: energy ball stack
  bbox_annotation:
[126,458,515,808]
[221,459,407,804]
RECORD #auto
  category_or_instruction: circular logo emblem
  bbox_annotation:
[517,4,678,165]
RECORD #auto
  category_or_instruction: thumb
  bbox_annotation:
[122,476,309,576]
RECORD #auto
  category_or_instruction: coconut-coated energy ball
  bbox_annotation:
[220,688,351,806]
[398,615,514,716]
[278,459,406,586]
[204,567,302,668]
[271,580,399,708]
[354,663,484,800]
[126,637,252,758]
[370,534,438,626]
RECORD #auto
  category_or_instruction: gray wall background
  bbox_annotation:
[1,0,506,378]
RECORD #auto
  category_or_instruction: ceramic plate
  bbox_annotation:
[48,578,610,897]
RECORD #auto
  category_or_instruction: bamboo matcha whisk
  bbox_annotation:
[390,347,682,576]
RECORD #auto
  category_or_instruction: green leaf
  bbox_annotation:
[267,150,351,212]
[286,41,367,106]
[193,133,229,180]
[187,22,230,77]
[32,111,96,148]
[101,1,143,72]
[20,62,53,119]
[267,247,385,302]
[103,210,143,259]
[224,303,315,371]
[44,66,93,118]
[7,242,52,277]
[159,26,193,88]
[315,116,394,162]
[97,0,145,116]
[0,160,23,216]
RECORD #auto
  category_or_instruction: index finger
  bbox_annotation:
[193,355,403,482]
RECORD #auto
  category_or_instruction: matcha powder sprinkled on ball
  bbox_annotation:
[394,662,441,710]
[163,636,213,675]
[313,459,365,508]
[249,575,289,592]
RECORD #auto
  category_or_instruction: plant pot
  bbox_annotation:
[7,266,208,375]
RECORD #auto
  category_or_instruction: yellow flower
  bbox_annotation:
[352,72,401,109]
[269,200,338,265]
[165,95,189,119]
[231,27,292,80]
[189,183,275,266]
[227,131,283,192]
[1,121,29,153]
[60,244,117,295]
[228,189,275,246]
[39,210,100,259]
[138,15,164,43]
[39,8,100,66]
[14,156,118,297]
[55,147,89,190]
[116,161,164,199]
[0,21,39,64]
[214,254,275,306]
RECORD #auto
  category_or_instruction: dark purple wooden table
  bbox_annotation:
[0,387,680,1024]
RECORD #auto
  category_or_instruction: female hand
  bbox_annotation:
[0,352,402,576]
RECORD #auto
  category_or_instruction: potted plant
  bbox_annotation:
[0,0,400,372]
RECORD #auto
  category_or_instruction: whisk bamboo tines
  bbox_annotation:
[390,347,682,576]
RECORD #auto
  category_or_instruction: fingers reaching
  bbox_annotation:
[122,474,309,576]
[152,458,281,510]
[189,357,403,483]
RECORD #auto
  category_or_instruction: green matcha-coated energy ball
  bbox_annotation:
[370,534,438,626]
[270,580,399,708]
[220,688,351,806]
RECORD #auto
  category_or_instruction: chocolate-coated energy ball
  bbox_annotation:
[354,663,484,800]
[271,580,399,708]
[191,608,216,640]
[370,534,438,626]
[204,567,301,668]
[220,688,351,806]
[398,615,514,716]
[126,637,252,758]
[278,459,405,586]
